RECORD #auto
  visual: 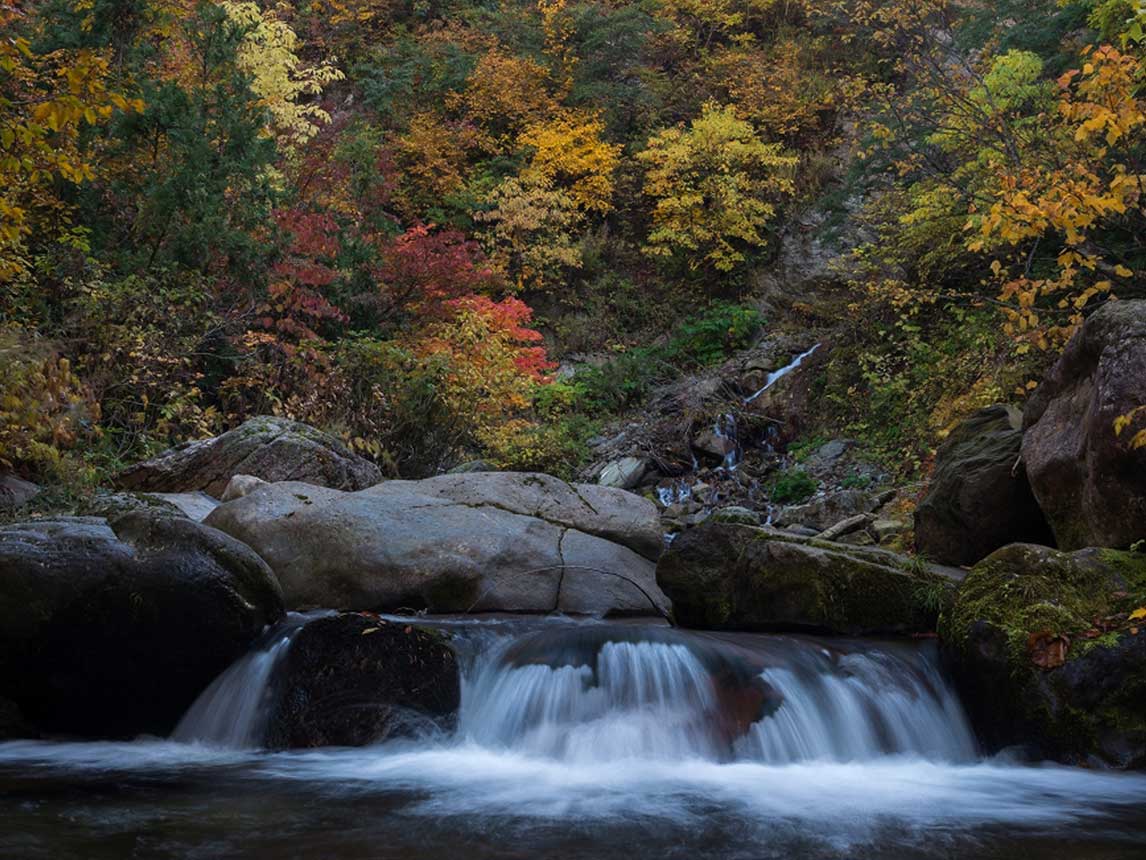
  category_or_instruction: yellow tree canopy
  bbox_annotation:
[637,102,796,272]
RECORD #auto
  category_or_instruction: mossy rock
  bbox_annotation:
[941,543,1146,767]
[656,522,955,635]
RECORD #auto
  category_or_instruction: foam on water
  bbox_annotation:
[4,618,1146,858]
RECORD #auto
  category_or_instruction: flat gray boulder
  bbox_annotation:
[115,416,383,498]
[205,473,669,618]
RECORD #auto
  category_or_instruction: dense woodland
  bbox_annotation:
[2,0,1145,490]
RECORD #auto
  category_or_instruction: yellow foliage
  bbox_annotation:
[637,103,796,272]
[1,15,139,283]
[0,326,98,475]
[518,110,621,214]
[221,1,344,150]
[451,49,556,145]
[474,177,585,290]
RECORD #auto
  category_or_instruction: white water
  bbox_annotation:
[172,612,322,748]
[4,619,1146,858]
[745,343,822,404]
[712,413,741,470]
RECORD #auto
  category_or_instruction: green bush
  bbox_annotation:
[568,302,764,416]
[770,469,818,505]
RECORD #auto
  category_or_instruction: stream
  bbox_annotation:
[2,616,1145,859]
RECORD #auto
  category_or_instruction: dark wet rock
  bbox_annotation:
[116,415,383,498]
[447,460,498,474]
[657,522,960,635]
[915,405,1053,566]
[816,514,871,542]
[774,489,874,532]
[0,512,284,739]
[206,473,669,617]
[941,543,1146,768]
[0,474,40,511]
[1022,301,1146,550]
[264,613,459,749]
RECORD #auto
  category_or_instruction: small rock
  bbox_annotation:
[221,474,267,502]
[145,492,219,522]
[447,460,497,474]
[817,514,872,542]
[785,525,820,538]
[872,518,907,543]
[692,429,736,459]
[0,475,40,510]
[598,457,650,490]
[711,506,761,526]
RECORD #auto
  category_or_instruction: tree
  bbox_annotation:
[474,176,585,290]
[220,1,343,151]
[518,109,621,214]
[0,4,139,287]
[637,102,796,273]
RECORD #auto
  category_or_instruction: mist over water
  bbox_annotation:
[3,617,1146,860]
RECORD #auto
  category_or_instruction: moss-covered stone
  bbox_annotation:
[656,521,955,635]
[941,543,1146,768]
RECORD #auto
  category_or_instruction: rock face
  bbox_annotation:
[1022,301,1146,551]
[264,613,459,749]
[657,522,960,635]
[0,474,40,511]
[205,472,669,617]
[0,512,284,738]
[915,405,1054,566]
[116,416,383,498]
[941,543,1146,768]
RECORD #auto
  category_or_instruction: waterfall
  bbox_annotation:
[712,413,741,470]
[745,343,821,404]
[172,613,321,748]
[453,624,976,765]
[170,615,975,765]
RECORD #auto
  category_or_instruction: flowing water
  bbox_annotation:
[2,616,1146,860]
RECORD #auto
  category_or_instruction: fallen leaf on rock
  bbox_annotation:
[1028,630,1069,670]
[1129,607,1146,621]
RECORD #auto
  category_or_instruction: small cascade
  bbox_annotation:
[745,343,822,404]
[656,480,692,508]
[172,613,321,748]
[739,647,977,763]
[712,413,741,470]
[454,624,976,765]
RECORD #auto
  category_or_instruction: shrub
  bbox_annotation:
[770,469,817,505]
[0,326,98,479]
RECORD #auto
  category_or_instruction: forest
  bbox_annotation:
[3,0,1142,491]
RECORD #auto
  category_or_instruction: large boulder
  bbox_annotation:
[264,613,459,749]
[1022,301,1146,550]
[941,543,1146,768]
[915,405,1054,566]
[0,512,284,739]
[115,416,383,498]
[205,473,669,617]
[657,521,961,635]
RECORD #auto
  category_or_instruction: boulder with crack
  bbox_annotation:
[206,472,669,617]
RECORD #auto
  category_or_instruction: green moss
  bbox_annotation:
[942,545,1146,663]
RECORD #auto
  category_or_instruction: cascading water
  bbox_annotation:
[454,625,976,765]
[745,343,822,404]
[173,612,325,748]
[6,616,1146,860]
[712,413,741,470]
